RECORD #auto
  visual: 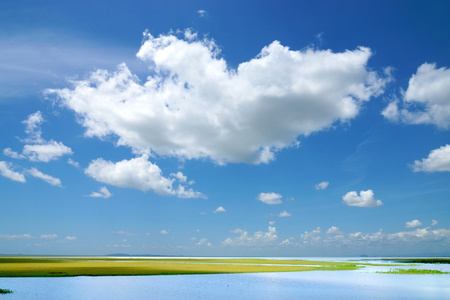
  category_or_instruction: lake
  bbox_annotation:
[1,258,450,299]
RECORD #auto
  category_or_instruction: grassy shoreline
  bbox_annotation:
[0,257,360,277]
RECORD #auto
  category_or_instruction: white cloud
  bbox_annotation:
[28,167,62,187]
[315,181,329,190]
[88,186,112,198]
[197,10,208,17]
[342,189,383,207]
[3,148,25,159]
[171,171,187,183]
[22,141,73,162]
[326,226,342,235]
[258,192,282,205]
[22,111,44,143]
[382,63,450,128]
[40,234,57,239]
[113,231,136,236]
[412,144,450,172]
[49,30,388,165]
[223,226,278,247]
[405,219,423,229]
[67,158,80,168]
[0,161,26,183]
[431,219,439,226]
[65,236,77,240]
[5,111,72,162]
[214,206,226,213]
[197,238,212,247]
[160,229,169,235]
[0,234,33,240]
[269,221,276,226]
[85,155,205,198]
[277,210,292,217]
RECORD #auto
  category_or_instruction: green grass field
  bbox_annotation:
[0,257,360,277]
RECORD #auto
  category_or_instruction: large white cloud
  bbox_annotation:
[382,63,450,128]
[84,155,206,198]
[342,189,383,207]
[48,30,389,164]
[0,161,26,183]
[412,144,450,172]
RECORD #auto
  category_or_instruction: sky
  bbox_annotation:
[1,0,450,257]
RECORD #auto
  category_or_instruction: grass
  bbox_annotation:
[0,288,13,294]
[377,268,450,275]
[0,257,361,277]
[384,258,450,264]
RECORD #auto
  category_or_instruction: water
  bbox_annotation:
[1,258,450,299]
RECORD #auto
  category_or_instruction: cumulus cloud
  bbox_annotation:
[277,210,292,217]
[48,30,389,165]
[0,161,26,183]
[411,144,450,172]
[258,192,282,205]
[223,226,278,247]
[28,167,62,187]
[214,206,226,213]
[88,186,112,198]
[85,155,205,198]
[197,10,208,17]
[342,189,383,207]
[382,63,450,128]
[160,229,169,235]
[315,181,329,190]
[197,238,212,247]
[405,219,423,229]
[326,226,342,235]
[4,111,72,162]
[431,219,439,226]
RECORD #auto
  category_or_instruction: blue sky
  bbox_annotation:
[1,0,450,257]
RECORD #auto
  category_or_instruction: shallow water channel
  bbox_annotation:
[1,258,450,299]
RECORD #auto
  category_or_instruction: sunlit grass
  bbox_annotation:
[0,257,361,277]
[377,268,450,275]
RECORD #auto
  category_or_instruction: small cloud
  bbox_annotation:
[326,226,342,235]
[405,219,423,229]
[171,171,187,183]
[67,158,80,168]
[28,167,62,187]
[113,231,136,236]
[214,206,226,213]
[431,219,439,226]
[3,148,25,159]
[160,229,169,235]
[88,186,112,198]
[257,192,283,205]
[277,210,292,218]
[0,233,33,240]
[231,228,244,234]
[146,232,151,236]
[0,161,26,183]
[412,144,450,172]
[269,221,276,226]
[342,190,383,208]
[315,181,329,190]
[65,236,77,240]
[197,10,208,17]
[40,234,57,240]
[197,238,212,247]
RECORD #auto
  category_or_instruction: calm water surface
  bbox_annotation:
[1,258,450,299]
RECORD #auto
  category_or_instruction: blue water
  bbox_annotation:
[1,258,450,299]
